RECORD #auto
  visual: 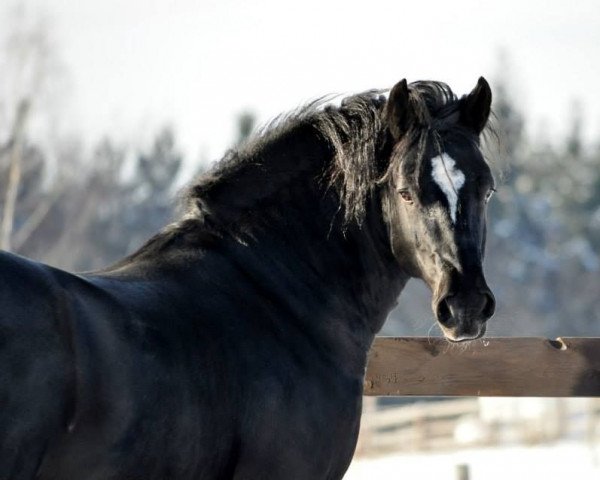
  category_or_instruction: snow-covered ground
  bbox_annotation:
[345,441,600,479]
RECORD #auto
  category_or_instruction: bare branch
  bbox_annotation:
[11,183,63,251]
[0,99,30,250]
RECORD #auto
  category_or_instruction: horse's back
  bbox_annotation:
[34,264,244,479]
[0,254,222,479]
[0,251,75,479]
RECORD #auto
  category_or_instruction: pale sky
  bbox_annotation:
[9,0,600,163]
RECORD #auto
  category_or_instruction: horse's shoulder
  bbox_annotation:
[0,251,69,297]
[0,252,98,338]
[0,250,45,277]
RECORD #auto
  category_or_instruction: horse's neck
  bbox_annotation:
[230,196,406,374]
[213,169,407,370]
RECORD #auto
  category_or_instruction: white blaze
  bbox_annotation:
[431,153,465,224]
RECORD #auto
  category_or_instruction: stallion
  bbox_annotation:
[0,78,496,479]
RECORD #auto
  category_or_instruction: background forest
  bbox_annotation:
[1,6,599,339]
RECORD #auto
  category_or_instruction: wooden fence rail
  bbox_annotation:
[364,337,600,397]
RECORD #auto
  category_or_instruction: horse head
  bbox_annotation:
[382,77,496,342]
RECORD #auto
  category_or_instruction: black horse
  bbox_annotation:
[0,78,496,479]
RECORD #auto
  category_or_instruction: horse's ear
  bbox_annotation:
[460,77,492,134]
[386,79,411,141]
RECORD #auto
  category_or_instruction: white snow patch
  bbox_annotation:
[346,441,600,479]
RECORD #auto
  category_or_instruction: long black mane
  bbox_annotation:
[185,92,388,228]
[186,81,464,223]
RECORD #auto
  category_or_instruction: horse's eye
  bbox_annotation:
[485,188,496,202]
[398,190,413,204]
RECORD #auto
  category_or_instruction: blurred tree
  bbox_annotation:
[0,100,30,249]
[235,111,256,145]
[137,127,182,195]
[123,126,182,252]
[0,3,66,252]
[76,137,130,270]
[16,137,84,266]
[565,101,583,158]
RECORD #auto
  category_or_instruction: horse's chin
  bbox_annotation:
[440,322,487,343]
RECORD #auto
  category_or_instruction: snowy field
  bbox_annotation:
[345,441,600,479]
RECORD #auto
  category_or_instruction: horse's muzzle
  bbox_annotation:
[434,288,495,342]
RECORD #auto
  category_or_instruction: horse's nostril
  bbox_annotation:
[482,291,496,320]
[435,296,454,327]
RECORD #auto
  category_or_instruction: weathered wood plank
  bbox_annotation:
[364,337,600,397]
